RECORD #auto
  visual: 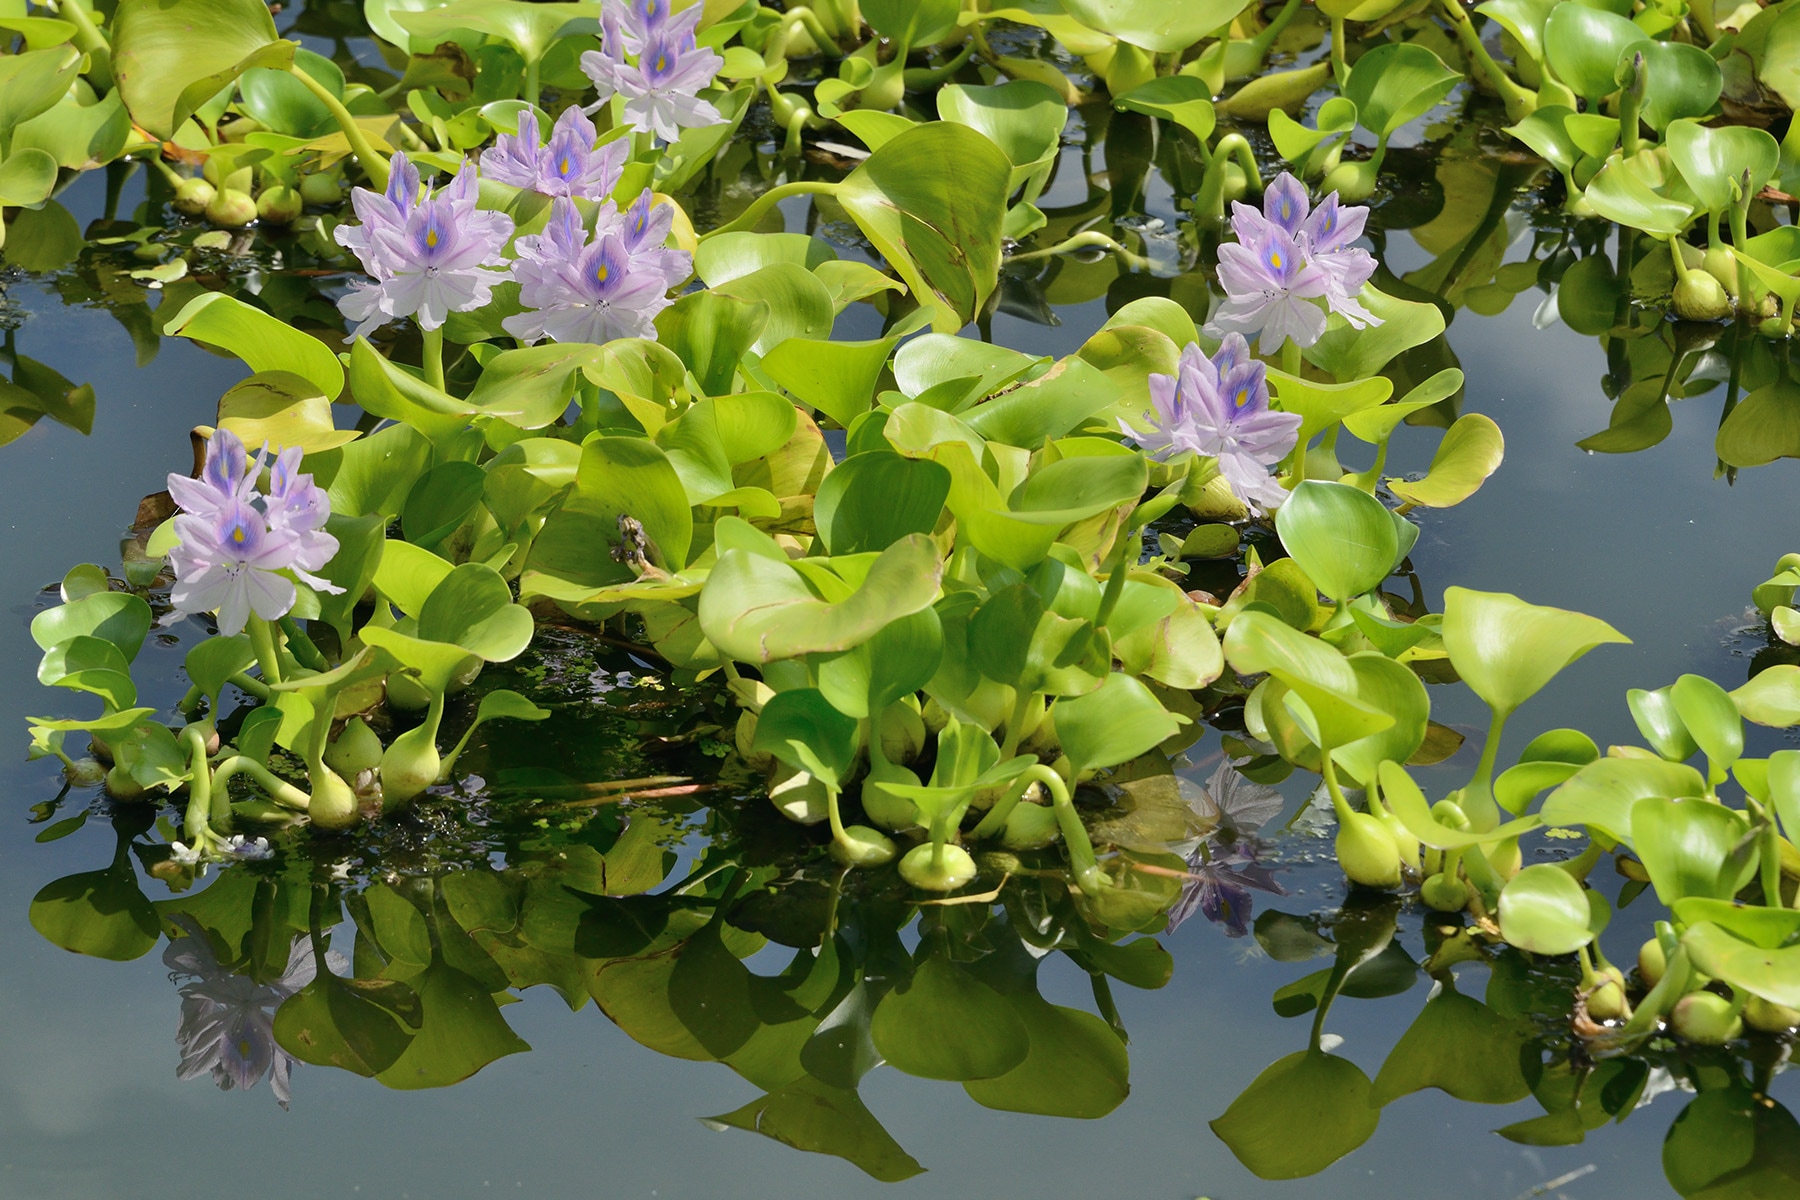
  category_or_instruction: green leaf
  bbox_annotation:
[1628,684,1700,763]
[1441,587,1629,720]
[752,687,860,790]
[706,1077,924,1183]
[1498,863,1595,955]
[0,44,81,140]
[325,422,432,520]
[216,371,358,454]
[1669,674,1744,768]
[1583,153,1698,237]
[1275,481,1400,603]
[699,535,943,664]
[1385,413,1503,508]
[419,562,535,663]
[1731,665,1800,727]
[711,263,837,357]
[237,47,343,138]
[938,80,1067,172]
[529,436,693,586]
[1636,41,1722,133]
[1060,0,1250,53]
[392,0,597,65]
[962,995,1130,1118]
[1343,43,1460,139]
[834,122,1011,331]
[1538,756,1708,842]
[762,334,895,429]
[813,451,951,555]
[31,591,153,659]
[1543,3,1648,102]
[1055,673,1185,777]
[654,289,766,397]
[1112,75,1215,143]
[1370,987,1531,1106]
[0,146,57,208]
[1681,925,1800,1009]
[869,952,1029,1081]
[29,864,159,961]
[113,0,288,138]
[1665,119,1777,213]
[165,292,344,400]
[3,201,82,271]
[1211,1050,1379,1180]
[963,356,1123,447]
[1631,797,1752,906]
[1716,379,1800,469]
[376,960,530,1089]
[694,232,836,286]
[402,461,486,550]
[184,635,255,710]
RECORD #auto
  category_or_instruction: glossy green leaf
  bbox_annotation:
[1543,4,1648,101]
[165,292,344,400]
[1681,925,1800,1009]
[707,1077,924,1182]
[29,864,159,961]
[1583,153,1697,237]
[1636,41,1722,133]
[376,960,530,1089]
[113,0,289,138]
[962,995,1130,1118]
[1275,480,1399,603]
[1628,685,1700,763]
[1060,0,1250,53]
[1716,380,1800,469]
[1441,587,1629,720]
[31,592,152,660]
[1498,863,1594,955]
[1665,119,1777,213]
[1370,987,1531,1106]
[834,123,1011,331]
[937,81,1066,170]
[1305,288,1445,381]
[1538,756,1708,843]
[1112,75,1214,143]
[1731,665,1800,727]
[402,462,486,550]
[1055,673,1185,776]
[392,0,596,64]
[1631,796,1752,906]
[813,451,950,555]
[1343,43,1461,139]
[1385,413,1503,508]
[1669,674,1744,768]
[654,290,766,398]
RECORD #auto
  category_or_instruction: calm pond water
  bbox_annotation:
[2,54,1798,1200]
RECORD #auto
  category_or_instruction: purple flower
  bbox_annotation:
[582,12,724,144]
[1190,758,1285,837]
[166,427,257,518]
[1210,216,1331,354]
[480,106,628,201]
[333,152,515,339]
[1167,838,1286,937]
[612,0,701,54]
[166,432,342,636]
[601,188,688,280]
[1125,334,1302,513]
[504,196,683,345]
[1206,172,1382,353]
[164,914,346,1109]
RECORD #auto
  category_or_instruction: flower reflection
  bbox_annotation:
[1168,760,1287,937]
[163,915,345,1109]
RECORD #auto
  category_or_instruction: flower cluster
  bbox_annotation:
[164,915,345,1109]
[505,191,691,345]
[167,429,343,637]
[480,106,627,201]
[1123,332,1302,514]
[334,152,516,339]
[1207,172,1381,354]
[582,0,725,144]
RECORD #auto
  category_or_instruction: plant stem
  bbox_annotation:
[421,324,446,390]
[1329,16,1349,90]
[524,56,541,105]
[1437,0,1536,123]
[279,616,329,672]
[181,725,214,844]
[213,756,313,810]
[700,181,838,240]
[1462,709,1508,831]
[287,65,390,190]
[228,671,272,701]
[247,616,284,686]
[1280,338,1302,377]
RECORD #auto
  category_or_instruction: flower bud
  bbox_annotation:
[257,185,304,226]
[1000,801,1060,851]
[1670,991,1743,1044]
[1336,810,1403,890]
[831,823,897,868]
[172,177,215,216]
[379,721,441,810]
[898,842,977,891]
[324,717,384,778]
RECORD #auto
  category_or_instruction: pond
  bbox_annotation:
[3,2,1800,1198]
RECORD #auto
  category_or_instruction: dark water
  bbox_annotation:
[1,86,1797,1200]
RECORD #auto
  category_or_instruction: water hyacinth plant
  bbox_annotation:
[11,0,1800,1190]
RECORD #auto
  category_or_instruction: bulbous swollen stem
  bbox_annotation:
[969,763,1108,894]
[248,615,285,686]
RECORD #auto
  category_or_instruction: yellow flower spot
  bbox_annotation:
[231,526,246,544]
[655,55,668,72]
[426,227,440,248]
[1235,388,1248,408]
[559,156,571,175]
[1270,251,1282,269]
[596,263,610,283]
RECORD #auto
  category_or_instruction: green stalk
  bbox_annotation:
[247,616,284,686]
[1617,61,1643,159]
[1329,16,1349,91]
[786,7,843,54]
[213,755,313,810]
[57,0,112,88]
[524,56,541,105]
[181,724,214,844]
[1437,0,1536,123]
[699,181,837,240]
[287,65,390,190]
[970,771,1037,839]
[1461,708,1508,831]
[1763,817,1786,908]
[421,324,446,391]
[228,671,272,701]
[279,616,329,672]
[1280,338,1302,377]
[1005,229,1151,270]
[1217,134,1263,194]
